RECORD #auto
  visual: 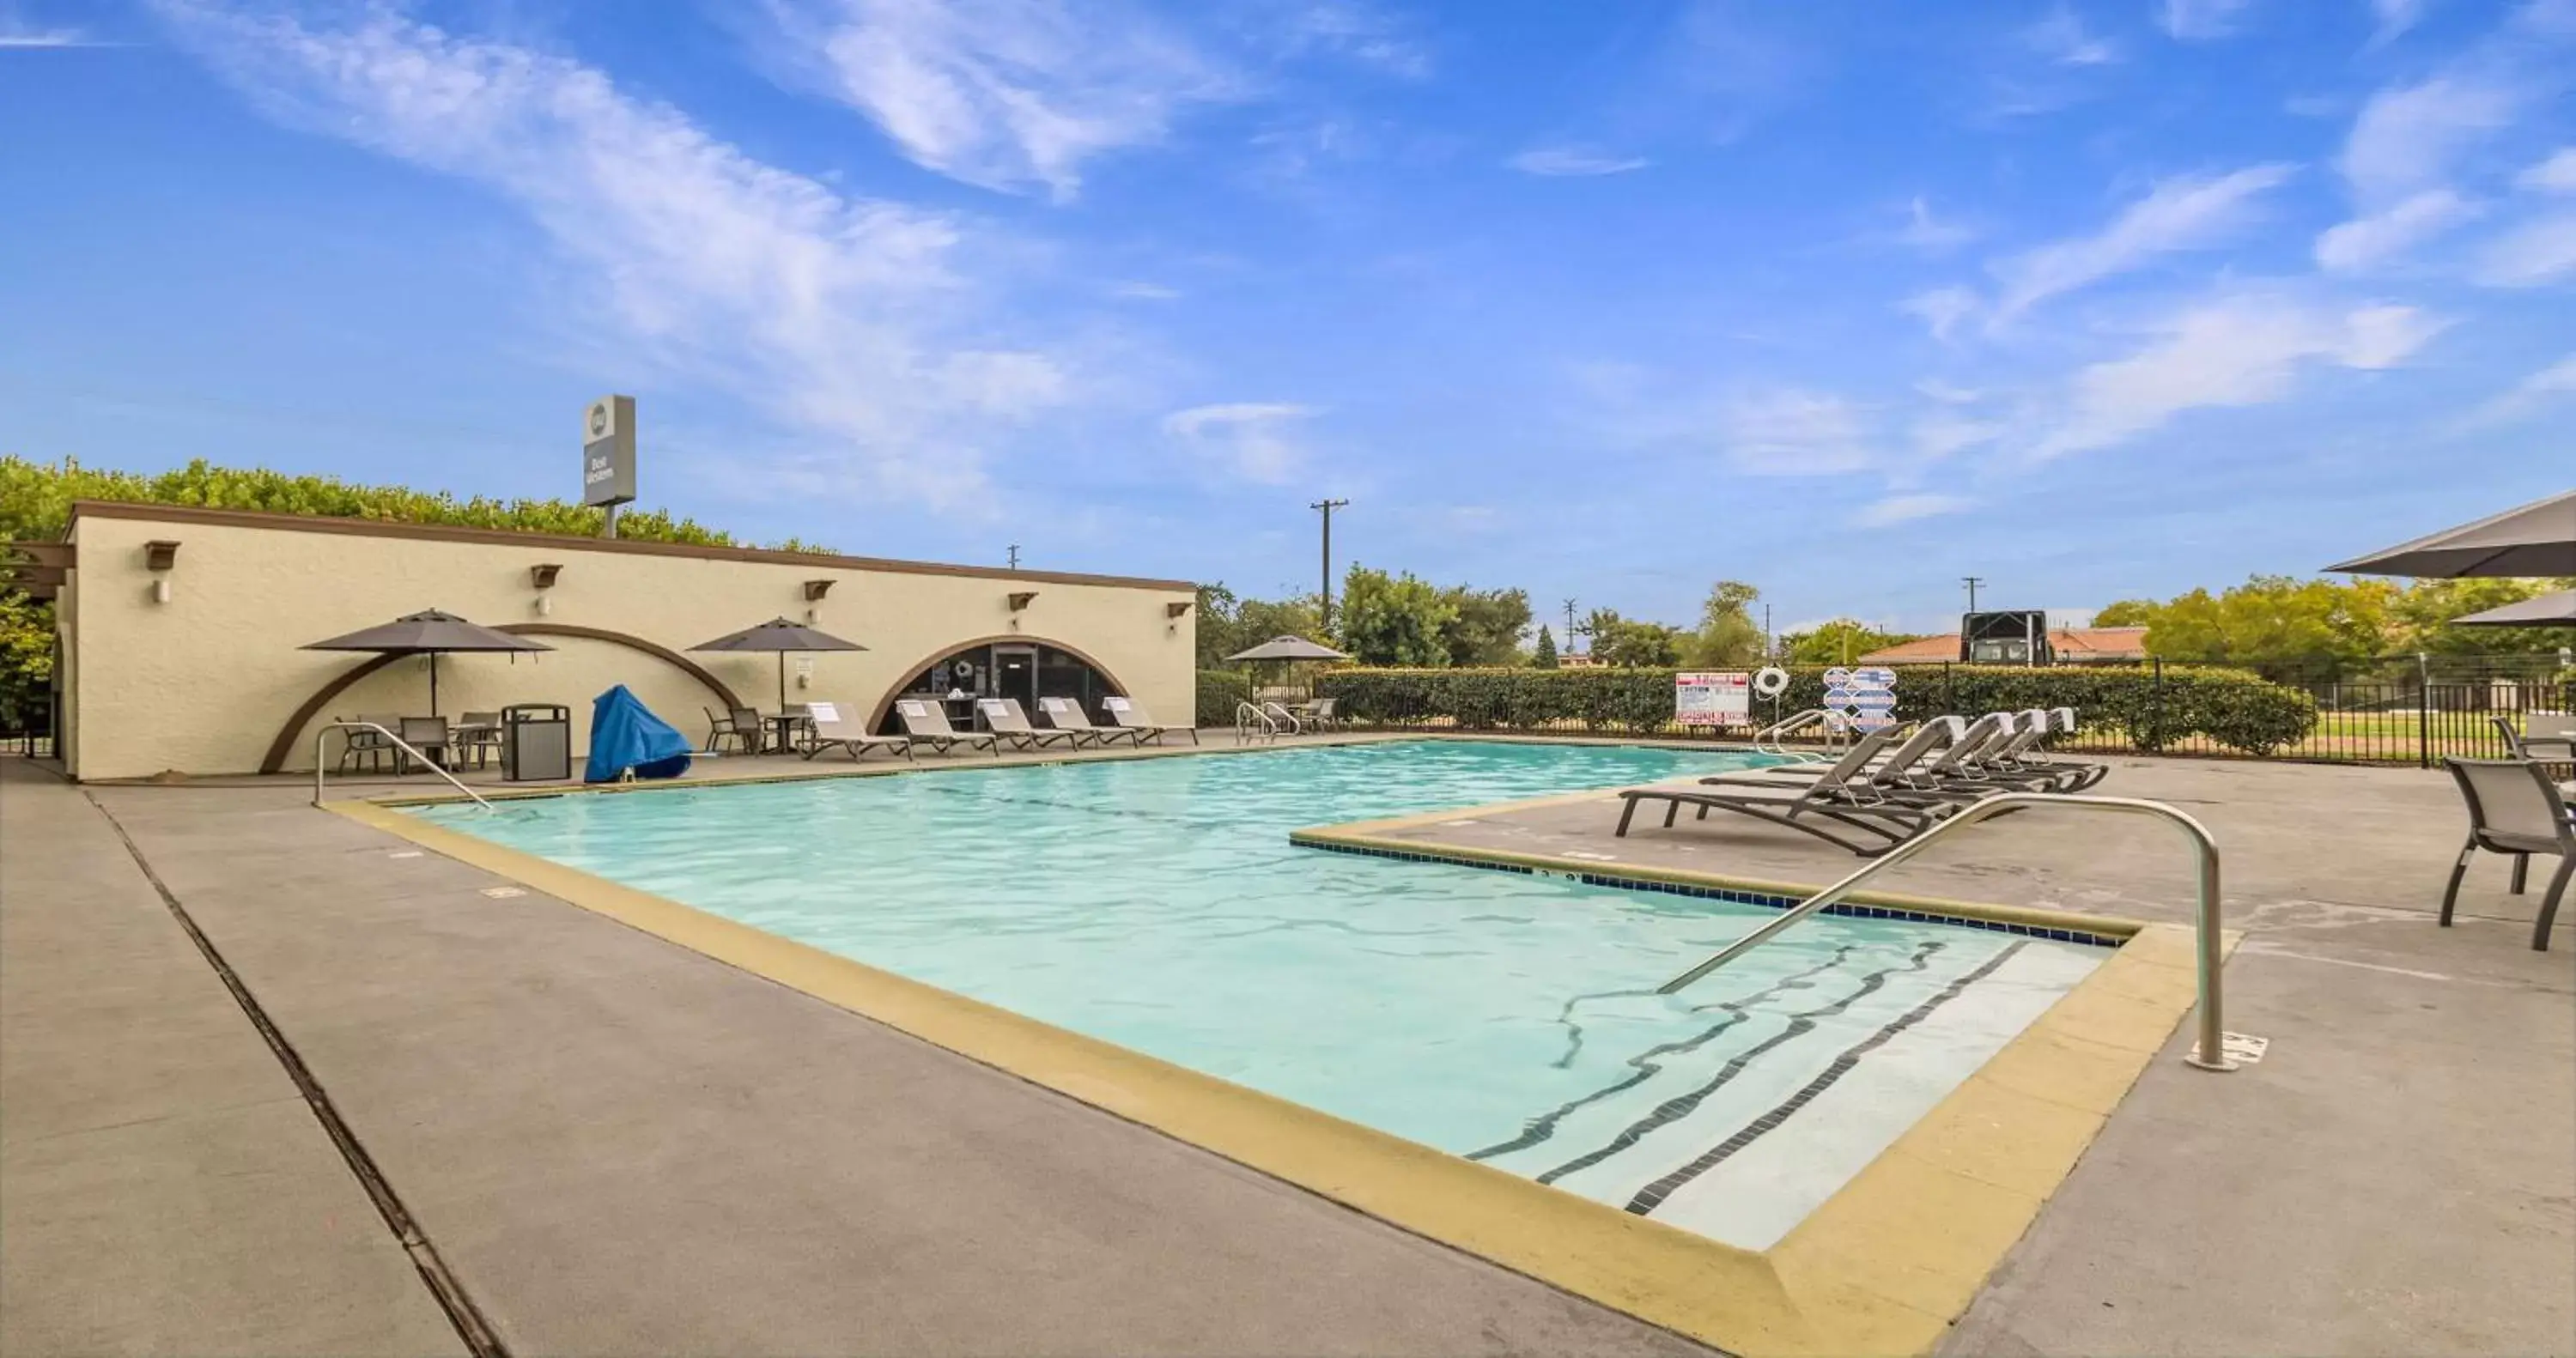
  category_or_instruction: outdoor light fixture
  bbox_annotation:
[1166,598,1192,635]
[803,579,835,602]
[1008,591,1038,611]
[531,562,562,615]
[144,539,179,603]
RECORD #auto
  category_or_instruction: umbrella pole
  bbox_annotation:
[778,652,788,710]
[428,652,439,717]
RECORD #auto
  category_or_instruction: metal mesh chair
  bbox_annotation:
[396,717,452,776]
[2440,757,2573,951]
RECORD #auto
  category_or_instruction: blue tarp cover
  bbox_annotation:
[583,684,693,783]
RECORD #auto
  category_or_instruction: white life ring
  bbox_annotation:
[1753,666,1790,698]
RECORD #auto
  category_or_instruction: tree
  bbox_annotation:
[2092,599,2157,627]
[0,591,52,727]
[2389,577,2576,658]
[1439,586,1532,667]
[1531,624,1558,669]
[1337,566,1457,666]
[1778,618,1926,665]
[2136,576,2395,677]
[1194,583,1324,667]
[1596,617,1684,667]
[1680,580,1765,668]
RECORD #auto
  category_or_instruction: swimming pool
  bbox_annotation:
[413,740,2108,1250]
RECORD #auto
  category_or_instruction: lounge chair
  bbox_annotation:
[2440,757,2573,951]
[1707,717,1960,796]
[977,698,1082,750]
[1615,727,1959,856]
[895,699,1000,756]
[799,702,911,763]
[1103,694,1196,745]
[1036,696,1141,747]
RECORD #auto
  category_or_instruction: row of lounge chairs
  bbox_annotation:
[1614,707,2107,857]
[795,695,1196,763]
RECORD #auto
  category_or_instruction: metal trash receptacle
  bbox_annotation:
[501,703,571,782]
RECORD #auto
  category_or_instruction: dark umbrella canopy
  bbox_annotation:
[2451,587,2576,627]
[301,609,551,716]
[1224,634,1351,662]
[690,617,867,709]
[2328,488,2576,579]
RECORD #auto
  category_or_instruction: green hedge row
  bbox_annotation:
[1307,664,2318,755]
[1195,670,1251,727]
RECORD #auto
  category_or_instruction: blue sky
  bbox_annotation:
[3,0,2571,635]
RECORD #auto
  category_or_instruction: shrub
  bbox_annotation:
[1195,670,1250,727]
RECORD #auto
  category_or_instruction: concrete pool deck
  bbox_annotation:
[4,743,2573,1355]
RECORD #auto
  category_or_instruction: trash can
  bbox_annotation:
[501,703,571,782]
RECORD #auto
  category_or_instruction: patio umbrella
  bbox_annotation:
[2449,588,2576,627]
[690,617,866,708]
[1223,635,1351,662]
[2327,488,2576,578]
[301,608,553,716]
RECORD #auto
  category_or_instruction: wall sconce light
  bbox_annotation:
[803,579,835,602]
[144,539,180,603]
[1007,591,1038,611]
[1165,598,1192,635]
[530,562,562,615]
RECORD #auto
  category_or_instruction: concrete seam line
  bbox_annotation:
[79,791,509,1358]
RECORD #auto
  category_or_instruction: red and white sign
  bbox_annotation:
[1675,671,1752,726]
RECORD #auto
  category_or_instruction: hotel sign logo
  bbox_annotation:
[581,394,637,507]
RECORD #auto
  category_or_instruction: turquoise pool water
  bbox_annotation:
[415,741,2105,1248]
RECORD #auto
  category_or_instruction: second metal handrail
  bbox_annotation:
[1657,791,2233,1072]
[313,721,495,811]
[1235,700,1280,743]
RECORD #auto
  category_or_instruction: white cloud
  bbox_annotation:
[1275,1,1431,78]
[1508,147,1649,177]
[1897,197,1977,250]
[1162,403,1316,482]
[2473,211,2576,285]
[2035,293,2443,458]
[762,0,1232,200]
[2025,6,2119,64]
[1109,280,1181,300]
[2339,75,2518,202]
[1911,412,2007,461]
[2160,0,2257,39]
[1913,378,1985,403]
[1988,163,2293,323]
[2314,188,2480,270]
[1903,287,1981,343]
[2519,147,2576,192]
[1855,493,1975,527]
[2371,0,2428,44]
[0,26,95,47]
[155,1,1069,506]
[1723,391,1876,475]
[2459,350,2576,427]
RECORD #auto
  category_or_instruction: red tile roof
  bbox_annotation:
[1856,626,2148,664]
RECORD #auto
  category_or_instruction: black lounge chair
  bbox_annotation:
[1615,727,1959,857]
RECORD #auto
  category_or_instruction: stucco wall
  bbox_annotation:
[65,511,1195,779]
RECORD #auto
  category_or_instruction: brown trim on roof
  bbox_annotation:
[68,500,1197,593]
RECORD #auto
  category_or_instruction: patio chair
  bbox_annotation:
[1036,696,1141,747]
[1103,694,1197,745]
[1616,727,1958,857]
[1300,696,1340,731]
[2488,713,2576,763]
[454,712,504,770]
[977,697,1083,750]
[336,712,401,773]
[1261,700,1306,735]
[702,706,754,754]
[2439,757,2573,951]
[395,716,452,775]
[799,702,911,763]
[728,706,767,754]
[894,699,1000,756]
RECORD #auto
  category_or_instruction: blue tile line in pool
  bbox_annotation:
[1297,840,2124,950]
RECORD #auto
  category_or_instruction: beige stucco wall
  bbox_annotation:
[64,511,1195,779]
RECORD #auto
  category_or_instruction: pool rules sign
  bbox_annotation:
[581,395,638,508]
[1675,671,1752,727]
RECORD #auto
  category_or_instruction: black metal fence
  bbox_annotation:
[2027,655,2573,767]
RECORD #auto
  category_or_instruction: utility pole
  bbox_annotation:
[1961,576,1984,615]
[1007,544,1021,570]
[1763,603,1773,658]
[1311,498,1349,628]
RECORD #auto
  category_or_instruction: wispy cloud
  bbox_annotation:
[1162,402,1316,482]
[2472,211,2576,285]
[2025,6,2120,64]
[2034,291,2442,458]
[1987,163,2293,324]
[2520,146,2576,192]
[759,0,1233,201]
[0,15,102,47]
[2370,0,2428,45]
[2160,0,2257,40]
[1508,147,1649,177]
[155,0,1071,506]
[2458,350,2576,428]
[1723,390,1876,474]
[1109,280,1182,300]
[1855,493,1974,527]
[2338,74,2518,203]
[1273,1,1431,78]
[1903,287,1980,343]
[1909,411,2006,462]
[1896,197,1978,251]
[2314,188,2481,270]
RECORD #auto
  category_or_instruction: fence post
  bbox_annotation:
[2416,652,2431,770]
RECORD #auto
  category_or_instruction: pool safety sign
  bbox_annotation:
[1675,671,1752,726]
[1823,667,1899,732]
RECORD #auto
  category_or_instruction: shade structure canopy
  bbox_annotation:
[301,608,552,716]
[2450,587,2576,627]
[1224,634,1351,663]
[2327,488,2576,579]
[689,617,868,709]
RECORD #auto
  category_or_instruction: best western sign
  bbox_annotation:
[581,394,637,507]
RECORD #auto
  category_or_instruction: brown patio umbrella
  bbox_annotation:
[2328,488,2576,578]
[2449,588,2576,627]
[690,617,867,708]
[301,609,553,716]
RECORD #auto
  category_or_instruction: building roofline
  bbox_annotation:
[66,500,1197,593]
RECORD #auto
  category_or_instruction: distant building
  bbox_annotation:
[1558,652,1607,669]
[1856,625,2149,666]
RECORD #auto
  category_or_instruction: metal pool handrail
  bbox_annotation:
[1235,700,1280,743]
[1753,708,1835,757]
[1656,791,2233,1072]
[313,721,495,812]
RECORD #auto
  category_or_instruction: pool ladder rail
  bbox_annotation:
[1236,700,1306,743]
[312,720,497,812]
[1657,791,2235,1073]
[1753,709,1844,760]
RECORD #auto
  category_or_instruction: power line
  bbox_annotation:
[1961,576,1985,615]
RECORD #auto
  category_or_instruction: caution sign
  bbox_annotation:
[1676,671,1752,727]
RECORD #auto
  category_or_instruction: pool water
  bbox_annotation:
[416,741,2106,1249]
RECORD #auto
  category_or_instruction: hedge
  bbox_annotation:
[1195,670,1251,727]
[1310,664,2318,755]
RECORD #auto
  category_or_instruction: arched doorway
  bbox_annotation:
[867,636,1127,735]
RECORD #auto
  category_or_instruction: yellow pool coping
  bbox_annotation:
[328,758,2229,1358]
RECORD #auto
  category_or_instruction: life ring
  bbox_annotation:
[1753,666,1790,698]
